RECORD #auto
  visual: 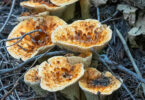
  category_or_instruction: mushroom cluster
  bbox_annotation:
[20,0,98,21]
[24,56,85,100]
[6,1,123,99]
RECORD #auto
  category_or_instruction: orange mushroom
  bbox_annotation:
[38,56,84,100]
[24,66,48,96]
[20,0,66,17]
[6,16,67,61]
[52,19,112,53]
[79,68,122,100]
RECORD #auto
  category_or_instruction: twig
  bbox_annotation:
[1,80,19,100]
[1,48,53,99]
[114,25,145,95]
[97,7,100,21]
[99,54,145,83]
[101,11,118,23]
[117,65,145,83]
[0,51,67,75]
[0,29,42,49]
[0,0,16,37]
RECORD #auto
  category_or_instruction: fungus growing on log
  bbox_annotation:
[6,16,67,61]
[20,0,66,17]
[24,66,48,96]
[79,68,122,100]
[52,19,112,53]
[38,56,84,100]
[65,52,92,67]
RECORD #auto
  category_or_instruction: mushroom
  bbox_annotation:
[52,19,112,53]
[17,11,49,21]
[65,52,92,67]
[79,68,122,100]
[38,56,84,100]
[6,15,67,61]
[79,0,91,19]
[20,0,66,17]
[50,0,78,21]
[24,66,48,96]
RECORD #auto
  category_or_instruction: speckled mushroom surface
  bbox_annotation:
[79,68,122,95]
[38,56,84,92]
[50,0,78,6]
[24,66,40,85]
[20,0,63,11]
[52,19,112,52]
[6,16,67,61]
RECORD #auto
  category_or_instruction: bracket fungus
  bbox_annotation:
[79,68,122,100]
[24,66,48,96]
[65,52,92,67]
[6,16,67,61]
[38,56,84,100]
[20,0,66,17]
[52,19,112,53]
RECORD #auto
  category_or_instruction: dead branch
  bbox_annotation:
[114,25,145,95]
[0,51,67,75]
[0,29,43,48]
[0,0,16,37]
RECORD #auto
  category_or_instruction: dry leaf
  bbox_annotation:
[117,4,137,25]
[128,13,145,48]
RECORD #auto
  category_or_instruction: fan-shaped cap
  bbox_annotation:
[50,0,78,6]
[38,56,84,92]
[6,16,67,61]
[20,0,65,12]
[79,68,122,95]
[52,19,112,52]
[24,66,40,85]
[65,52,92,67]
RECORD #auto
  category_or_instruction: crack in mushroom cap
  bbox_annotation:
[38,56,84,92]
[79,68,122,95]
[20,0,65,12]
[6,16,67,61]
[24,66,40,85]
[50,0,78,6]
[52,19,112,52]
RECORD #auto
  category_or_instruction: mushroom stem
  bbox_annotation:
[80,0,91,19]
[24,66,48,97]
[60,83,80,100]
[50,7,66,17]
[63,3,76,21]
[25,82,48,97]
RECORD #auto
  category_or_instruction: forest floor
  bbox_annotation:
[0,0,145,100]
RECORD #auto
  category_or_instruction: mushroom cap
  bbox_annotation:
[38,56,84,92]
[24,66,40,85]
[50,0,78,6]
[20,0,65,12]
[52,19,112,52]
[17,11,49,21]
[66,52,92,67]
[79,68,122,95]
[6,16,67,61]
